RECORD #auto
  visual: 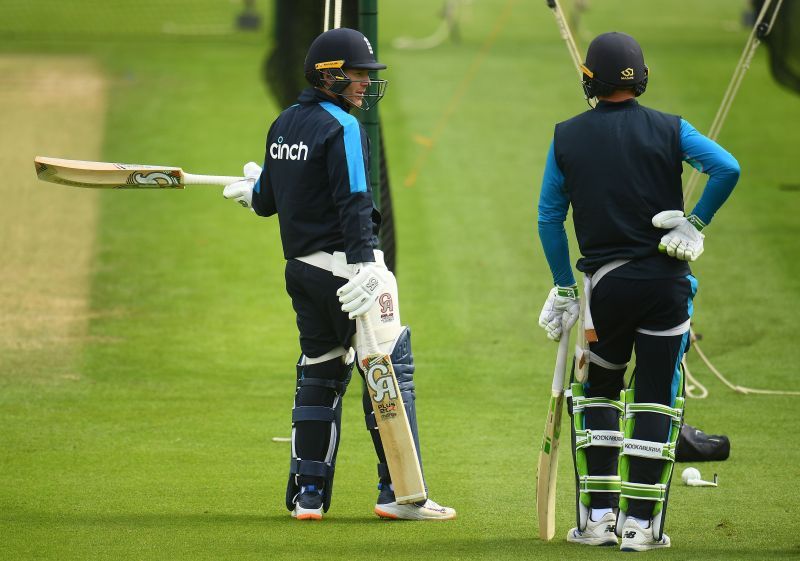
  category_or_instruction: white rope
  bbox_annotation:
[689,329,800,397]
[547,0,583,77]
[684,0,784,203]
[681,1,797,398]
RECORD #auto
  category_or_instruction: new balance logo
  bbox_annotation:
[606,525,616,533]
[623,531,637,539]
[270,136,308,161]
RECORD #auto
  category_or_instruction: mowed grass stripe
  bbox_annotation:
[0,55,106,381]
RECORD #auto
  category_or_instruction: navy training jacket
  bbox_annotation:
[252,87,380,264]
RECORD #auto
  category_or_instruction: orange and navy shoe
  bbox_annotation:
[291,485,323,521]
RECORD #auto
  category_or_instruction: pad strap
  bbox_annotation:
[579,475,622,493]
[625,402,683,421]
[292,406,337,423]
[572,394,625,414]
[575,429,624,449]
[365,411,378,430]
[622,438,677,461]
[290,458,332,478]
[297,377,347,393]
[621,481,668,502]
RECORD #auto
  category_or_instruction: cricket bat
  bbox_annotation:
[34,156,242,189]
[536,333,571,540]
[358,314,427,505]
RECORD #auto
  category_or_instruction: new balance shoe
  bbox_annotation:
[619,518,670,552]
[566,511,618,546]
[291,485,323,521]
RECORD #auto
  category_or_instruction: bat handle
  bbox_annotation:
[552,333,571,393]
[182,173,244,186]
[358,313,381,356]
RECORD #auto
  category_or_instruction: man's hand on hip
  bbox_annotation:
[538,285,580,342]
[337,262,388,319]
[652,210,706,262]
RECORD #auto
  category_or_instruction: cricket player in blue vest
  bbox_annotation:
[537,32,739,551]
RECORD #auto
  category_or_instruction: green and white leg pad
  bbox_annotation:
[616,389,684,541]
[568,382,625,532]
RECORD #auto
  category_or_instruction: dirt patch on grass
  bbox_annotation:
[0,55,106,377]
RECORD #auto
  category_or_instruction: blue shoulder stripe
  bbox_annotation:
[319,101,368,193]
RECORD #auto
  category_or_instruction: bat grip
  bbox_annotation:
[551,333,571,393]
[358,313,381,356]
[182,173,243,186]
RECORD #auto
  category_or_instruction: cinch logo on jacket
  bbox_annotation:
[270,136,309,161]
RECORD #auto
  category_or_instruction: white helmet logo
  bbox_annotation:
[363,36,374,55]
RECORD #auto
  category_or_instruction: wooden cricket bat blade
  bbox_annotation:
[536,334,571,540]
[363,351,427,504]
[34,156,242,189]
[536,391,563,540]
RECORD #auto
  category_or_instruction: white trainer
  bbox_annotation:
[374,498,456,520]
[619,518,670,552]
[566,512,619,546]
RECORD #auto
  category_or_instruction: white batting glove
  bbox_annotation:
[538,285,580,342]
[337,262,389,319]
[223,161,262,209]
[652,210,706,262]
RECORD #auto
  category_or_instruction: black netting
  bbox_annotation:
[264,0,359,108]
[379,123,397,274]
[759,0,800,95]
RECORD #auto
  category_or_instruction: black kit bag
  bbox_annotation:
[676,424,731,462]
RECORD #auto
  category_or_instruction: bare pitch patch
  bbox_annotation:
[0,55,106,377]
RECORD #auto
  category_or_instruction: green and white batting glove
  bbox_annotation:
[652,210,706,262]
[538,285,580,342]
[223,161,261,209]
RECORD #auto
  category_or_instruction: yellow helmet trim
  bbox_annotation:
[315,60,345,70]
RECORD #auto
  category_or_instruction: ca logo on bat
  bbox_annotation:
[367,360,398,402]
[129,171,180,186]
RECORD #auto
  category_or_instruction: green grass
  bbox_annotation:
[2,1,800,559]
